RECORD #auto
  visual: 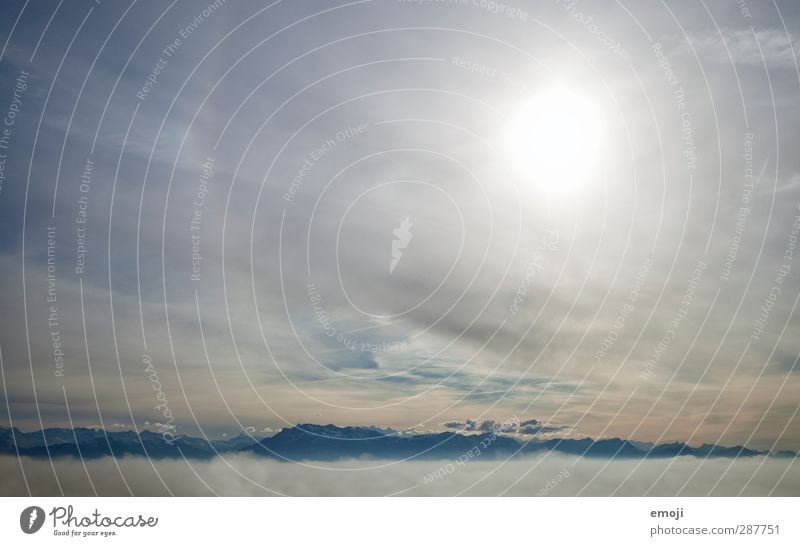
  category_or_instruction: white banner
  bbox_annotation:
[1,497,798,545]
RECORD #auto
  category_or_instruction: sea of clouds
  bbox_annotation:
[1,454,797,496]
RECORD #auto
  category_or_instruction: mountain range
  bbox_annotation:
[1,424,795,461]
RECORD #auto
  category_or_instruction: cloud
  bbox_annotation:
[520,425,564,435]
[439,417,565,436]
[686,28,799,68]
[440,418,503,432]
[1,0,799,456]
[441,421,463,430]
[1,454,797,496]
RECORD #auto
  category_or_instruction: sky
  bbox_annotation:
[0,0,799,452]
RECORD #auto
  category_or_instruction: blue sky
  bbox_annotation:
[0,0,799,451]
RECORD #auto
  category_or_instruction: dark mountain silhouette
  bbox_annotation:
[247,424,521,461]
[0,424,793,462]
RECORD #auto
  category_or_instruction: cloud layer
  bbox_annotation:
[2,454,797,496]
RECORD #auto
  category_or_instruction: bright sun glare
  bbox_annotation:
[506,86,605,193]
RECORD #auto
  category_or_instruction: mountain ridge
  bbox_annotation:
[0,424,793,461]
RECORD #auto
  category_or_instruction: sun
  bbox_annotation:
[505,86,606,193]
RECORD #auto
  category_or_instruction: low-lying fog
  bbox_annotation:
[2,454,797,496]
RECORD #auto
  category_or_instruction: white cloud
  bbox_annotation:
[1,454,797,496]
[688,28,798,68]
